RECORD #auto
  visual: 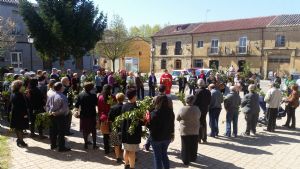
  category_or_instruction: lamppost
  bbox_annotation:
[27,36,34,71]
[151,47,155,72]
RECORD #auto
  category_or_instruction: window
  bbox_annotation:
[161,59,166,69]
[268,58,290,63]
[175,41,182,55]
[239,37,247,54]
[197,41,204,48]
[275,35,285,47]
[11,52,22,69]
[193,59,203,68]
[175,60,182,69]
[210,39,219,54]
[160,42,167,55]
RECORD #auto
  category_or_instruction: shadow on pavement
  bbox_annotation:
[169,148,243,169]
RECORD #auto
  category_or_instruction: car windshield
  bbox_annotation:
[172,71,188,76]
[292,74,300,80]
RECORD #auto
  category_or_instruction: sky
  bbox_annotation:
[29,0,300,29]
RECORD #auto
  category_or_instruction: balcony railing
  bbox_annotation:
[160,49,168,55]
[275,42,285,47]
[236,46,250,55]
[207,47,221,56]
[174,48,182,55]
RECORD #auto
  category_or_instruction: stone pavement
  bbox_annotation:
[1,80,300,169]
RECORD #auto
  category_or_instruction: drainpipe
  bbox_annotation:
[151,37,155,72]
[191,34,194,68]
[261,28,265,79]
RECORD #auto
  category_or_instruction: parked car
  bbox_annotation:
[171,70,189,84]
[186,68,212,77]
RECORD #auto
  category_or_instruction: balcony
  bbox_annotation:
[236,46,250,55]
[174,48,182,55]
[207,47,221,56]
[160,48,168,55]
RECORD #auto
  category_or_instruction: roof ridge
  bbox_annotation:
[204,15,278,24]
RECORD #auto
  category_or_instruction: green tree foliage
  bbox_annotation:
[128,24,161,41]
[19,0,107,67]
[95,15,130,72]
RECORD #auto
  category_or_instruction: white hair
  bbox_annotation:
[197,79,206,87]
[229,86,236,92]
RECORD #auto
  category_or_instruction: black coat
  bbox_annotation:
[10,92,29,130]
[178,77,187,88]
[28,87,45,111]
[121,102,143,144]
[75,91,97,118]
[148,108,174,142]
[148,75,157,87]
[194,87,211,113]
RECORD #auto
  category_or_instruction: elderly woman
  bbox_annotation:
[75,82,98,149]
[177,95,201,165]
[10,80,29,147]
[283,84,299,129]
[241,84,260,135]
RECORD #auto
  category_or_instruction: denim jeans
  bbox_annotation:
[226,112,238,137]
[151,140,171,169]
[209,108,221,137]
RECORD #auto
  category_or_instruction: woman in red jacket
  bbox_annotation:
[98,84,113,154]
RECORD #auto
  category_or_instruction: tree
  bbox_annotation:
[128,24,161,40]
[95,15,130,72]
[19,0,107,68]
[0,16,16,57]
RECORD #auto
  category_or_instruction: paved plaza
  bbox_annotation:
[1,80,300,169]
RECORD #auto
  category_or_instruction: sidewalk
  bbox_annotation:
[3,80,300,169]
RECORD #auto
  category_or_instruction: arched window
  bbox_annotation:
[175,60,181,69]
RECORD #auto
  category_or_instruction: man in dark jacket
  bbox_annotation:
[194,79,211,143]
[188,70,198,95]
[148,71,157,97]
[224,86,241,137]
[178,73,187,93]
[135,72,144,100]
[208,84,223,137]
[27,78,47,139]
[241,84,260,135]
[61,77,73,136]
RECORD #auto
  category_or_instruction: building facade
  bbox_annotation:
[0,0,43,71]
[152,14,300,77]
[100,37,151,73]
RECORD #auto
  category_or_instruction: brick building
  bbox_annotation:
[152,14,300,77]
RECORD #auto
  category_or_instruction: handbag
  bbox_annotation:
[100,121,110,134]
[277,106,286,118]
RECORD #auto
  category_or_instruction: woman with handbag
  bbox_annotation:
[75,82,98,149]
[98,84,114,154]
[283,84,299,129]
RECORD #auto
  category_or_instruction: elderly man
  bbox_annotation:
[194,79,211,143]
[50,68,60,82]
[46,82,71,152]
[224,86,241,137]
[208,84,223,137]
[265,82,282,132]
[61,77,73,135]
[241,84,260,135]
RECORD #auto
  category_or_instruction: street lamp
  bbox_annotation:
[27,35,34,71]
[151,47,155,72]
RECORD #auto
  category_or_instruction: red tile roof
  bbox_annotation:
[153,23,202,37]
[193,16,276,33]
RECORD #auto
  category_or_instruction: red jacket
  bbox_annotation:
[97,95,111,122]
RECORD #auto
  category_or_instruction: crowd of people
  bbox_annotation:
[1,66,299,169]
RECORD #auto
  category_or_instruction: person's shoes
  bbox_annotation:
[17,140,28,147]
[93,145,99,149]
[289,126,296,130]
[124,164,130,169]
[30,133,37,138]
[143,144,150,151]
[39,135,48,139]
[183,161,190,165]
[223,133,231,137]
[50,145,57,150]
[116,158,123,164]
[65,132,74,136]
[202,140,208,144]
[242,132,250,136]
[282,124,289,128]
[58,147,71,152]
[233,134,238,138]
[84,144,88,149]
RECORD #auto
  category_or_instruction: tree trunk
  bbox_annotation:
[112,59,115,73]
